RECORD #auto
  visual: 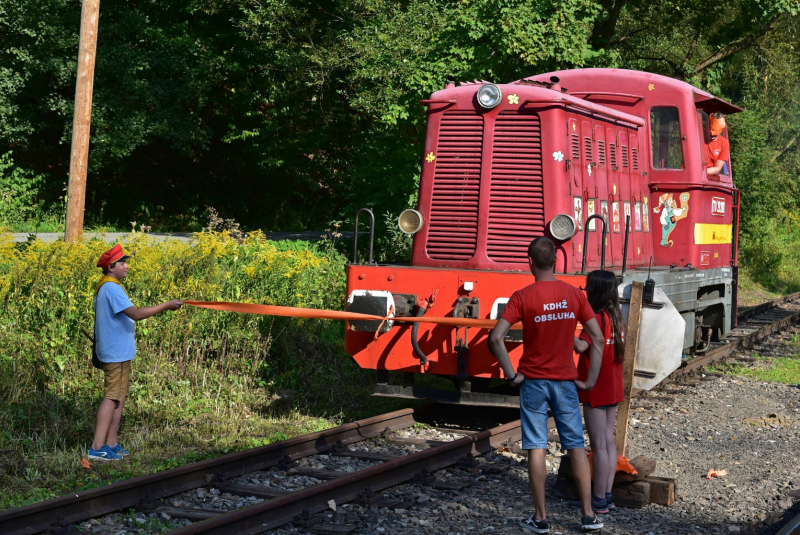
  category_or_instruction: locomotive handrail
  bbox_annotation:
[621,215,631,276]
[353,208,376,265]
[419,99,458,106]
[580,215,608,274]
[568,91,644,102]
[521,96,645,128]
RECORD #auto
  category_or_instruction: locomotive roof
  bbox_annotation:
[519,68,743,115]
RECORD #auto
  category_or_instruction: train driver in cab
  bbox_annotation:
[705,111,730,176]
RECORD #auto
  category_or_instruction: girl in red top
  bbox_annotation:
[574,270,626,514]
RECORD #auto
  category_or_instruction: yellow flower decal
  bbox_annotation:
[507,94,519,105]
[613,183,617,195]
[648,83,655,91]
[425,152,436,163]
[572,122,577,131]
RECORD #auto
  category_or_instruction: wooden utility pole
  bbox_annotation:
[615,280,644,458]
[65,0,101,243]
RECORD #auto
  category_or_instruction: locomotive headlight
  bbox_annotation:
[550,214,577,241]
[477,83,503,109]
[398,209,424,235]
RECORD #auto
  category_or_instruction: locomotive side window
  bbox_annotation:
[650,107,684,169]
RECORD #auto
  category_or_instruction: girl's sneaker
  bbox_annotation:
[520,513,549,533]
[581,515,604,532]
[591,495,609,514]
[605,493,616,510]
[108,443,130,456]
[87,445,122,461]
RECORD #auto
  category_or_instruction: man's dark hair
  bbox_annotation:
[710,111,725,120]
[528,237,556,270]
[102,262,116,276]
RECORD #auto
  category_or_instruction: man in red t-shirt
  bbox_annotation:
[705,112,730,176]
[489,237,605,533]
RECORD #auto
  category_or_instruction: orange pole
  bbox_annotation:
[65,0,101,243]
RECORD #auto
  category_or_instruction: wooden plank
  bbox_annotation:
[65,0,101,243]
[222,484,291,499]
[611,480,650,508]
[385,437,447,448]
[644,476,677,506]
[615,280,644,457]
[614,455,656,483]
[155,505,220,521]
[293,467,348,480]
[331,450,401,462]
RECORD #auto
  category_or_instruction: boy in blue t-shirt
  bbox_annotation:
[89,244,183,461]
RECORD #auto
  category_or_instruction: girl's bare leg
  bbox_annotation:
[583,405,610,499]
[604,406,618,494]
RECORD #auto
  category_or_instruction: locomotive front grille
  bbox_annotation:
[487,112,545,263]
[426,111,483,260]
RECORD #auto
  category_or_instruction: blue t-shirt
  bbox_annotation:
[94,282,136,363]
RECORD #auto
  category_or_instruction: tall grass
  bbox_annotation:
[0,230,384,508]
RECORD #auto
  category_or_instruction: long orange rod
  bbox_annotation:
[184,301,521,330]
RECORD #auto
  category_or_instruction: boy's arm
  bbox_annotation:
[488,319,525,385]
[123,300,183,321]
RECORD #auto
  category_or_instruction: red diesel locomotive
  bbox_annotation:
[344,69,742,405]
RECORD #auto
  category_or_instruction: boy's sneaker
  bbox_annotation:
[520,514,549,533]
[108,443,130,456]
[591,495,609,514]
[605,493,616,510]
[87,445,122,461]
[581,515,603,532]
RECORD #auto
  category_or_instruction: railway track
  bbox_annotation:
[3,292,800,535]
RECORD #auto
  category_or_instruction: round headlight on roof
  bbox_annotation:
[398,209,424,235]
[550,214,577,241]
[477,83,502,109]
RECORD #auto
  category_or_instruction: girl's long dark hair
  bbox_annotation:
[585,270,626,363]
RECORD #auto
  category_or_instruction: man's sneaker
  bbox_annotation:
[581,515,603,532]
[605,493,616,510]
[520,513,549,533]
[591,495,609,514]
[108,443,130,456]
[87,445,122,461]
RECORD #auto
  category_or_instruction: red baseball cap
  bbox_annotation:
[96,244,131,269]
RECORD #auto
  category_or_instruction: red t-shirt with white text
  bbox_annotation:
[500,280,595,380]
[704,136,730,168]
[577,311,624,407]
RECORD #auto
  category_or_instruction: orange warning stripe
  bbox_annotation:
[184,301,521,330]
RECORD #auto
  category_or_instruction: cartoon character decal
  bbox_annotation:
[612,202,620,234]
[642,197,650,232]
[654,192,690,247]
[587,199,596,230]
[634,202,642,232]
[574,197,583,231]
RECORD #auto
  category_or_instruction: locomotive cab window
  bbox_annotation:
[698,109,730,177]
[650,107,684,170]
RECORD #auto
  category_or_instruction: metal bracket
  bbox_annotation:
[454,297,480,319]
[455,327,469,382]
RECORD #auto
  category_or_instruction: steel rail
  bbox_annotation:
[776,510,800,535]
[168,420,522,535]
[0,409,416,535]
[737,290,800,323]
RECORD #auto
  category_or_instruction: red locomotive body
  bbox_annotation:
[344,69,741,404]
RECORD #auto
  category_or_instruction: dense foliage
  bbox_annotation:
[0,0,799,282]
[0,231,376,505]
